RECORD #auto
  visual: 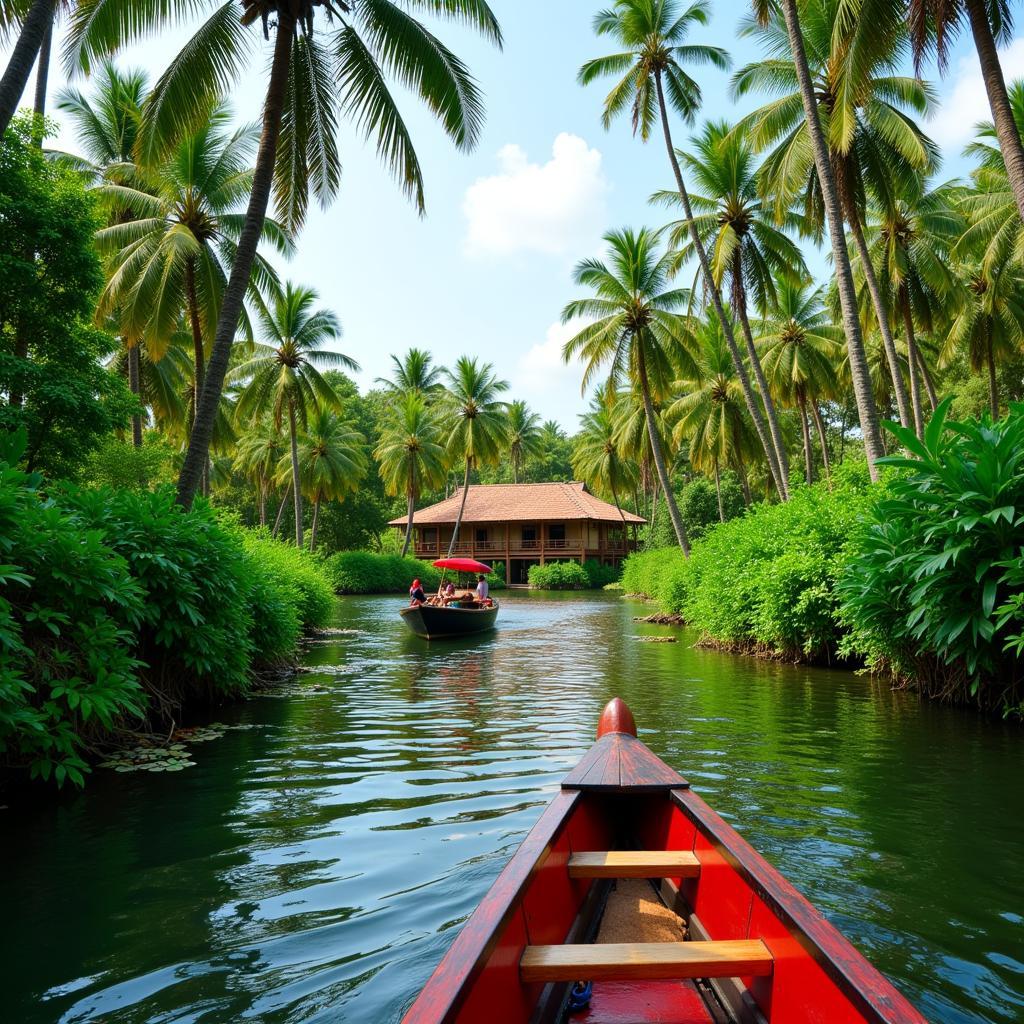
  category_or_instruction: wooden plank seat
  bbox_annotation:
[568,851,701,879]
[520,940,773,983]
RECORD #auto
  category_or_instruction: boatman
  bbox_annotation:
[409,578,426,606]
[475,574,489,605]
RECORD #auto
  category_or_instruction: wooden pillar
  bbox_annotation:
[505,522,510,582]
[540,521,545,566]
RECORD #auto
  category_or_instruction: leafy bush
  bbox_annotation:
[328,550,505,594]
[583,559,621,588]
[528,561,590,590]
[623,463,876,659]
[643,473,744,548]
[839,402,1024,715]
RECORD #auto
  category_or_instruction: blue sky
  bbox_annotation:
[21,2,1024,427]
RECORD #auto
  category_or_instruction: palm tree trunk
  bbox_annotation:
[637,346,690,555]
[811,400,832,486]
[653,68,788,502]
[798,390,813,485]
[288,399,303,548]
[309,499,320,552]
[735,450,752,505]
[777,0,885,478]
[733,256,790,495]
[843,205,912,429]
[901,296,925,438]
[713,460,724,522]
[128,344,143,448]
[259,476,267,527]
[513,454,519,484]
[965,0,1024,222]
[916,348,939,412]
[31,16,51,144]
[402,485,415,558]
[272,479,292,538]
[446,458,472,557]
[185,259,205,415]
[0,0,56,138]
[610,477,628,533]
[987,332,999,418]
[176,12,295,509]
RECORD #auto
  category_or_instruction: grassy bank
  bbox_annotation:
[328,550,506,594]
[0,430,334,789]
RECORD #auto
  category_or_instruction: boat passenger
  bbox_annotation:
[442,581,456,604]
[476,574,490,605]
[409,578,426,606]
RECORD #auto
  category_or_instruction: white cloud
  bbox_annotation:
[927,37,1024,151]
[462,134,610,257]
[510,317,593,425]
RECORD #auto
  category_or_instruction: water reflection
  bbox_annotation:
[1,592,1021,1024]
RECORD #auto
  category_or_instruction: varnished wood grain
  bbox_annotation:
[520,940,773,983]
[561,733,688,792]
[568,851,701,879]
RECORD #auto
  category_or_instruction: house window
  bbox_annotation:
[475,528,488,543]
[421,528,437,545]
[522,527,537,542]
[548,524,566,542]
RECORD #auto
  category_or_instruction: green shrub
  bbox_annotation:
[584,559,620,588]
[528,561,590,590]
[328,550,505,594]
[839,402,1024,715]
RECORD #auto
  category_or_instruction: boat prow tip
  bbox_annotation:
[597,697,637,738]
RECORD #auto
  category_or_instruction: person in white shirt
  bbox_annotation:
[475,575,489,602]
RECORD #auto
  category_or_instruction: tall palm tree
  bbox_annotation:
[296,409,368,551]
[758,277,842,485]
[669,309,760,516]
[63,0,501,510]
[0,0,56,137]
[562,227,697,554]
[735,0,937,434]
[506,399,542,483]
[234,418,286,526]
[744,0,885,476]
[442,356,509,557]
[375,391,448,557]
[375,347,444,397]
[573,393,638,531]
[233,283,357,548]
[654,118,806,493]
[579,0,789,500]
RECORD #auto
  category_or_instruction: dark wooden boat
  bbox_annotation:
[402,698,929,1024]
[400,600,499,640]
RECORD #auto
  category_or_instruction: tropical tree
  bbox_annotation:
[375,347,444,397]
[233,283,356,548]
[669,309,760,514]
[757,277,842,485]
[375,391,448,556]
[63,0,501,509]
[735,0,937,434]
[506,399,542,483]
[741,0,885,475]
[442,355,509,556]
[0,0,56,137]
[234,418,286,526]
[654,118,806,492]
[579,0,789,500]
[296,409,368,551]
[562,227,696,554]
[572,393,638,530]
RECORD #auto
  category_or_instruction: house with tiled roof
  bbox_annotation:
[389,482,646,584]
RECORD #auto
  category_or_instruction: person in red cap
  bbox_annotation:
[409,578,425,606]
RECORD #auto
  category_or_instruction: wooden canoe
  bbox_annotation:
[400,600,499,640]
[401,698,929,1024]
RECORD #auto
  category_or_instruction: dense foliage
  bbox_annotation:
[0,431,333,787]
[328,551,506,595]
[528,559,620,590]
[839,403,1024,716]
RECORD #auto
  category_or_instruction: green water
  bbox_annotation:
[2,592,1022,1024]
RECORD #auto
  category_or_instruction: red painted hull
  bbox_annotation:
[402,700,929,1024]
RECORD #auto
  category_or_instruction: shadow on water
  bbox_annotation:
[1,592,1021,1024]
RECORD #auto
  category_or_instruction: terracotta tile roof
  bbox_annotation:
[389,482,646,526]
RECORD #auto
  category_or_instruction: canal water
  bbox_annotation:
[2,592,1022,1024]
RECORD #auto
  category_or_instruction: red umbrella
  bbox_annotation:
[432,557,493,574]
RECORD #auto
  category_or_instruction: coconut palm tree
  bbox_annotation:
[296,409,368,551]
[572,394,638,531]
[579,0,789,500]
[669,309,761,515]
[234,418,286,526]
[506,400,542,483]
[442,356,509,557]
[375,347,445,397]
[94,103,289,424]
[63,0,501,510]
[0,0,56,137]
[375,391,448,557]
[735,0,937,434]
[758,277,842,485]
[654,118,806,493]
[562,227,696,554]
[742,0,885,475]
[233,283,357,548]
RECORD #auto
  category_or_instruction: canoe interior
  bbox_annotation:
[400,600,499,640]
[402,777,928,1024]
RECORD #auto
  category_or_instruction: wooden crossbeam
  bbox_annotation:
[520,940,773,983]
[568,851,701,879]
